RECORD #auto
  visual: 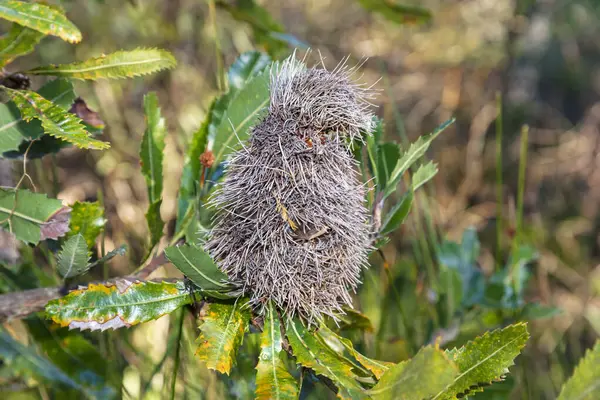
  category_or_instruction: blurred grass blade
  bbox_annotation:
[318,324,393,380]
[57,233,91,278]
[357,0,432,24]
[28,48,176,80]
[432,322,529,399]
[0,329,114,398]
[369,346,458,400]
[286,318,366,399]
[0,188,69,244]
[557,341,600,400]
[46,279,192,331]
[255,301,299,399]
[5,88,110,150]
[164,244,230,290]
[67,201,105,249]
[0,23,44,67]
[383,118,453,199]
[195,300,251,374]
[0,0,81,42]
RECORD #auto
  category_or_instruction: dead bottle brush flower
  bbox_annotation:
[205,54,377,322]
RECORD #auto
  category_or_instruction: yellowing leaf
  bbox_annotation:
[46,280,192,331]
[558,341,600,400]
[432,322,529,399]
[0,23,44,67]
[68,201,105,249]
[28,48,177,80]
[5,88,110,150]
[0,0,81,42]
[255,302,299,399]
[195,301,250,374]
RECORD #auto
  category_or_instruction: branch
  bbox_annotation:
[0,247,172,323]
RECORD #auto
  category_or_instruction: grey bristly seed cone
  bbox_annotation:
[205,54,376,322]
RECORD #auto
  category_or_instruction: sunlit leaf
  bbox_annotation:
[0,0,81,42]
[0,78,76,154]
[57,233,91,278]
[369,346,458,400]
[0,329,114,398]
[357,0,432,24]
[0,188,68,244]
[557,341,600,400]
[164,244,231,291]
[255,301,299,399]
[411,161,438,191]
[286,318,366,399]
[432,322,529,399]
[5,87,110,150]
[67,201,105,249]
[28,48,176,80]
[0,23,44,67]
[46,279,192,331]
[318,324,393,380]
[383,118,453,199]
[195,300,251,374]
[210,68,270,165]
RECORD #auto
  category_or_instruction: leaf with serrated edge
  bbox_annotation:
[255,301,299,399]
[5,88,109,150]
[164,244,230,290]
[0,23,44,67]
[195,300,251,374]
[45,280,192,331]
[369,346,458,400]
[0,188,67,244]
[557,341,600,400]
[411,161,438,191]
[28,48,176,80]
[286,318,366,400]
[146,199,163,248]
[0,0,81,42]
[383,118,453,199]
[210,68,270,165]
[57,233,91,278]
[318,324,393,380]
[68,201,105,248]
[140,92,166,203]
[432,322,529,399]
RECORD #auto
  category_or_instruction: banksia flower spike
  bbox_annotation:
[206,54,376,322]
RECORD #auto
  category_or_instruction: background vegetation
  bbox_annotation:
[1,0,600,399]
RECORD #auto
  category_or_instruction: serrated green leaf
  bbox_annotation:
[87,244,127,269]
[5,88,110,150]
[0,78,76,154]
[195,300,251,374]
[411,161,438,191]
[0,329,114,398]
[68,201,105,249]
[146,199,163,248]
[380,191,413,236]
[432,322,530,399]
[255,301,299,399]
[383,118,453,200]
[357,0,432,24]
[318,324,393,380]
[45,280,192,331]
[164,244,230,290]
[140,92,166,203]
[0,0,81,42]
[557,341,600,400]
[210,68,270,165]
[0,188,68,244]
[57,233,91,278]
[28,48,177,80]
[286,318,366,399]
[369,346,458,400]
[0,23,44,67]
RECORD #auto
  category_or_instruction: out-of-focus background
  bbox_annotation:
[5,0,600,398]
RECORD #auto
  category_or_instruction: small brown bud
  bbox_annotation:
[199,150,215,168]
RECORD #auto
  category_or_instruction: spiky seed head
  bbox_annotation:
[205,54,376,322]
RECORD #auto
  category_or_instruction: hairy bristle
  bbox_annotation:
[205,53,376,322]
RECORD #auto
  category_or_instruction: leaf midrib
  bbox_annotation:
[174,247,229,288]
[32,57,167,75]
